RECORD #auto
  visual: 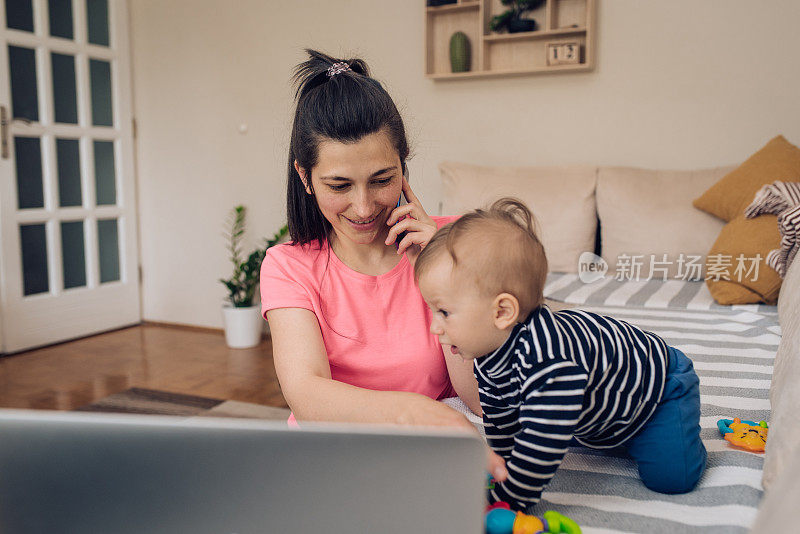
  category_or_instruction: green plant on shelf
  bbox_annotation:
[490,0,545,33]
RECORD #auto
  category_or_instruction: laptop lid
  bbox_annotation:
[0,409,485,534]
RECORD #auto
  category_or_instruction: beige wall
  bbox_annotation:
[129,0,800,328]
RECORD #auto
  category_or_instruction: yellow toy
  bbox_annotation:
[717,417,768,453]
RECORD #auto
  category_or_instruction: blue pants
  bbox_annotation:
[625,347,707,494]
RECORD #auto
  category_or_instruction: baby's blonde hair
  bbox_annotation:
[415,197,548,316]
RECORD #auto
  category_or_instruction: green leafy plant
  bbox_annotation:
[490,0,545,33]
[219,205,288,307]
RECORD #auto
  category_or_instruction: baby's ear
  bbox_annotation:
[493,293,520,330]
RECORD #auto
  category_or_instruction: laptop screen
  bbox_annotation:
[0,409,485,533]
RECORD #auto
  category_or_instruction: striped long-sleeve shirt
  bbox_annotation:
[476,305,669,511]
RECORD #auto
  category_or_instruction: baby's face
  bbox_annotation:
[418,256,503,360]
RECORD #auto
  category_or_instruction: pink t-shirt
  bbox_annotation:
[260,216,458,413]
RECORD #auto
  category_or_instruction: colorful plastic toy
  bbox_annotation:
[717,417,768,452]
[485,476,581,533]
[485,506,581,534]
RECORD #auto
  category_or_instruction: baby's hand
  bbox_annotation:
[487,449,507,482]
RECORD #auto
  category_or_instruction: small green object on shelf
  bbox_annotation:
[449,31,471,73]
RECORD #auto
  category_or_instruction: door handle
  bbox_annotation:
[0,107,33,159]
[1,105,8,159]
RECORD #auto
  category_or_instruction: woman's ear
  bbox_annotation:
[294,160,312,195]
[492,293,520,330]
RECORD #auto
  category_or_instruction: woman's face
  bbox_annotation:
[299,130,403,247]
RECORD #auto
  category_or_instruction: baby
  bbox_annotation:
[414,197,706,511]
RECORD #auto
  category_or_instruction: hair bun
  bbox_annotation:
[347,58,369,76]
[293,50,372,101]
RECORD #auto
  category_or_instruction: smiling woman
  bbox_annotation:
[258,51,500,464]
[295,131,404,266]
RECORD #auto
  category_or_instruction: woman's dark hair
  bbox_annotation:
[287,49,410,247]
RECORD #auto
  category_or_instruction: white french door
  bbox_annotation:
[0,0,139,353]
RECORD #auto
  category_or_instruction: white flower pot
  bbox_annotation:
[221,304,264,349]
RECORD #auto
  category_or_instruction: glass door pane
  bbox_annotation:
[48,0,74,39]
[56,138,81,207]
[14,136,43,209]
[89,59,112,126]
[8,45,38,121]
[20,224,48,295]
[97,218,119,283]
[86,0,109,46]
[51,52,78,124]
[94,140,115,204]
[61,221,86,289]
[5,0,34,32]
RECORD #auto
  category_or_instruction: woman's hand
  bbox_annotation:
[397,392,477,429]
[397,393,508,482]
[385,174,437,263]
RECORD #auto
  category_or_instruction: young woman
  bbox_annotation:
[260,50,485,432]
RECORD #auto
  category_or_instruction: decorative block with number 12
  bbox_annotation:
[547,42,581,66]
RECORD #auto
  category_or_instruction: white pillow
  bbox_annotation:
[439,162,597,273]
[597,166,735,280]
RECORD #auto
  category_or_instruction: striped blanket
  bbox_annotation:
[545,273,778,314]
[456,276,777,533]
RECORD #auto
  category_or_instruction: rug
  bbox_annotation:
[77,387,291,421]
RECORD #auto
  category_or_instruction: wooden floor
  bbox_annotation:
[0,324,288,411]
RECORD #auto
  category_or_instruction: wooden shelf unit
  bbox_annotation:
[425,0,596,80]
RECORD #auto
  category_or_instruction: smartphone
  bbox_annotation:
[394,163,409,249]
[396,162,409,208]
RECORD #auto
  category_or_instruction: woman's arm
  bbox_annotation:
[267,307,476,427]
[268,306,507,480]
[443,353,482,416]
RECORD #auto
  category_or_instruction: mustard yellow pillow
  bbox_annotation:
[705,214,782,305]
[694,136,800,222]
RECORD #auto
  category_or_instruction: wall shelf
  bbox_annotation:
[426,3,480,14]
[424,0,596,80]
[482,26,587,42]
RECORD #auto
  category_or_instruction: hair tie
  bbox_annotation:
[327,62,352,77]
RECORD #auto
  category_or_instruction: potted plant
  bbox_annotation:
[219,205,288,348]
[490,0,545,34]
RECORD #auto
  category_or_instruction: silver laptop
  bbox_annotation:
[0,409,485,534]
